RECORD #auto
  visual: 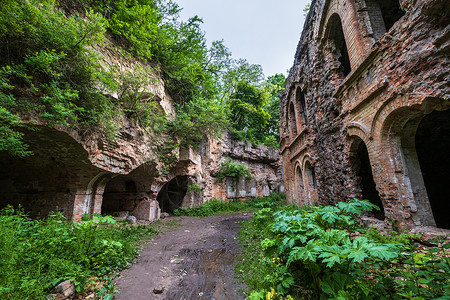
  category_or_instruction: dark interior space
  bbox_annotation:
[296,166,305,203]
[289,102,298,137]
[296,88,309,126]
[377,0,405,30]
[327,14,351,78]
[102,178,138,216]
[0,127,92,219]
[415,109,450,229]
[305,161,318,190]
[354,140,385,220]
[157,176,188,213]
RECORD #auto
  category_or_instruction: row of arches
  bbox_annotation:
[0,126,190,220]
[288,87,309,140]
[345,106,450,228]
[291,106,449,229]
[286,0,406,144]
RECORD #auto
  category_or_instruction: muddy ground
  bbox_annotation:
[114,212,252,300]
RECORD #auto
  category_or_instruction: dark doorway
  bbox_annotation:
[102,178,138,216]
[157,176,188,213]
[352,139,385,219]
[415,109,450,229]
[289,102,298,138]
[296,166,305,204]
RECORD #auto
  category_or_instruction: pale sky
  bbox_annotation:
[175,0,310,77]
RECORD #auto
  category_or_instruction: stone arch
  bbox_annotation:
[288,100,298,138]
[101,164,158,220]
[295,87,309,127]
[349,137,385,219]
[347,121,371,144]
[379,98,450,228]
[156,175,189,213]
[372,95,427,139]
[82,172,111,217]
[294,162,306,206]
[324,13,352,78]
[302,157,318,204]
[319,0,370,69]
[0,126,100,220]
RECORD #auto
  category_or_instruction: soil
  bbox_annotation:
[113,212,252,300]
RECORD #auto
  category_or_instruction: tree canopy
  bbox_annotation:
[0,0,285,158]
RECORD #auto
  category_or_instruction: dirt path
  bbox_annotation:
[114,212,252,300]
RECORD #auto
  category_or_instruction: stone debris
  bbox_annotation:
[52,280,75,299]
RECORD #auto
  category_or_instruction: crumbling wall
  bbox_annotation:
[0,36,177,221]
[197,133,284,202]
[281,0,450,228]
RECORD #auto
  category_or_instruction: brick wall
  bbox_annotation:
[281,0,450,229]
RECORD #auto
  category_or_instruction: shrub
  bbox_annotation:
[0,206,158,299]
[187,182,202,193]
[237,199,450,299]
[216,159,252,182]
[174,193,285,217]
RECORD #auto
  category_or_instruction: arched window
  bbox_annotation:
[288,101,298,138]
[366,0,405,38]
[326,14,351,78]
[296,87,308,126]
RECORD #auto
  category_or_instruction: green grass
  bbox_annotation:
[0,206,159,299]
[173,193,286,217]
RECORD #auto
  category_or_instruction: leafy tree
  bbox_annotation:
[0,0,112,156]
[168,96,229,148]
[229,81,270,143]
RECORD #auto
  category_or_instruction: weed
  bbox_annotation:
[0,206,159,299]
[174,193,285,217]
[237,199,450,299]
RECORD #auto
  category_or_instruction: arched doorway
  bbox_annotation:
[350,138,385,220]
[295,165,305,205]
[304,161,317,204]
[415,109,450,228]
[156,176,188,213]
[102,178,139,216]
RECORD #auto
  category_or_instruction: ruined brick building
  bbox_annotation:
[280,0,449,229]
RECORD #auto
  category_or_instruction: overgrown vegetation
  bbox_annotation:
[187,182,202,193]
[0,207,159,299]
[0,0,284,160]
[0,0,113,156]
[216,159,253,182]
[237,199,450,299]
[173,193,285,217]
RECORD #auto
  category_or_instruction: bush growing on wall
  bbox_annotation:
[216,159,252,182]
